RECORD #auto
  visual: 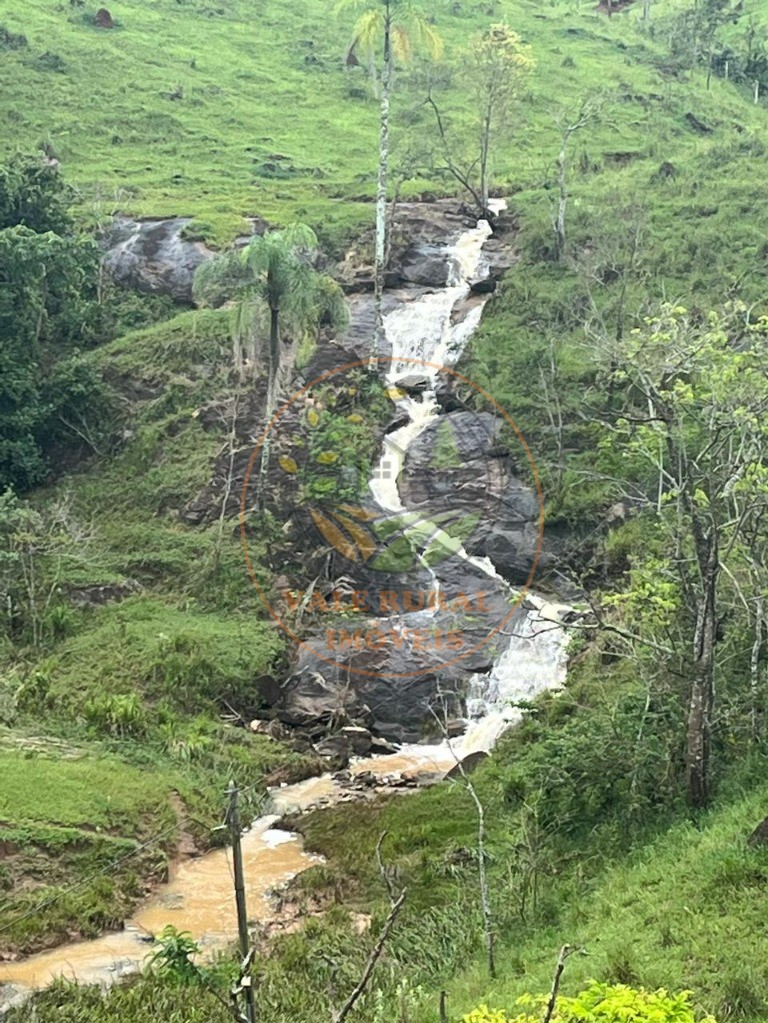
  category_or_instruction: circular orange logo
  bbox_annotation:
[240,357,544,680]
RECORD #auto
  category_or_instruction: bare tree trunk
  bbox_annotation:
[542,945,580,1023]
[480,99,493,215]
[686,526,718,808]
[258,306,280,509]
[751,597,764,742]
[429,702,495,978]
[373,8,392,360]
[555,139,568,262]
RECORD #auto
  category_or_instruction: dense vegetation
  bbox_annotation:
[2,0,768,1020]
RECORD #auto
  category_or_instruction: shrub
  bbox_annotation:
[0,25,28,49]
[462,982,718,1023]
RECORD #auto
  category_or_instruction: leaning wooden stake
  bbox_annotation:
[439,990,449,1023]
[332,831,407,1023]
[542,944,583,1023]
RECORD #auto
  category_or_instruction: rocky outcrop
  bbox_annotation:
[401,408,544,586]
[66,580,141,607]
[102,217,215,303]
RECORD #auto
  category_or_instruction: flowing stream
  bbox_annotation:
[0,208,570,1008]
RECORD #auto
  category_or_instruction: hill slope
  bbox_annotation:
[3,0,768,1018]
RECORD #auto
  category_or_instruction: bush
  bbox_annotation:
[0,25,28,49]
[463,982,718,1023]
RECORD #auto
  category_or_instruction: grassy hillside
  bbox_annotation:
[0,307,308,954]
[3,0,768,1016]
[3,0,767,243]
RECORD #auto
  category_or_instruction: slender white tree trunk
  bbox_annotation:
[751,597,764,741]
[373,13,392,360]
[258,306,280,509]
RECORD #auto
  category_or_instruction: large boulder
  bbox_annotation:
[273,576,521,742]
[401,410,545,586]
[399,243,449,287]
[102,217,215,303]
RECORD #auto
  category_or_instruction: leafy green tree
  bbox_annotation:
[0,225,103,490]
[194,225,348,504]
[597,305,768,806]
[0,155,113,492]
[0,153,73,234]
[337,0,442,354]
[427,24,533,217]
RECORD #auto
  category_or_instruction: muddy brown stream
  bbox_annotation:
[0,748,454,1008]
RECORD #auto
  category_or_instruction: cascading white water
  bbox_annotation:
[0,206,572,1007]
[367,203,571,753]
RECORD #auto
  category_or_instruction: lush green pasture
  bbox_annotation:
[4,0,767,243]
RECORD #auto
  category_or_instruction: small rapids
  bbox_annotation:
[0,205,570,1007]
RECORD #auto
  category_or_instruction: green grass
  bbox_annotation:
[2,0,767,245]
[5,0,768,1011]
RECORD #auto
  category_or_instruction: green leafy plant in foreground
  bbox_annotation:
[463,982,718,1023]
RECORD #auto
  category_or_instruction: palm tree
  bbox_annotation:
[194,224,348,505]
[337,0,442,356]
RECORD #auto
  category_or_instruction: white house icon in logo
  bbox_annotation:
[371,436,408,482]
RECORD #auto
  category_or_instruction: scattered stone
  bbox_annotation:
[341,726,373,756]
[94,7,114,27]
[353,771,377,788]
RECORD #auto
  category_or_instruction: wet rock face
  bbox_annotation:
[401,409,543,586]
[268,586,524,743]
[399,243,449,287]
[102,217,214,303]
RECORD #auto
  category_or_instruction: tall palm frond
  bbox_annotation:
[192,250,251,308]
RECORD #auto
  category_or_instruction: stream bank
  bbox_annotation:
[0,201,572,1011]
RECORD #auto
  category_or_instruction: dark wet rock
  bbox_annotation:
[445,717,469,738]
[400,243,449,287]
[102,217,214,303]
[469,276,497,294]
[341,726,373,756]
[401,410,544,587]
[435,389,469,414]
[396,374,430,395]
[314,734,351,759]
[369,736,399,755]
[445,750,489,779]
[273,589,522,741]
[385,413,411,434]
[264,670,374,733]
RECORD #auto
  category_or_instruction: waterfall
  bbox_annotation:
[367,202,571,753]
